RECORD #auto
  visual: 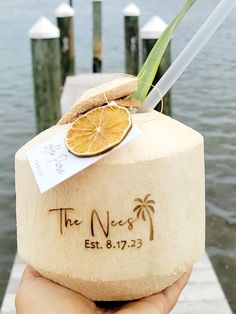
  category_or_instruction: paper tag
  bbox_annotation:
[27,127,140,193]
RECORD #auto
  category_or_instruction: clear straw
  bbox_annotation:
[142,0,236,112]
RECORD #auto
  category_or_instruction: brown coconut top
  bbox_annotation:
[58,76,138,125]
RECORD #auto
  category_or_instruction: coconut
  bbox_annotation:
[15,110,205,301]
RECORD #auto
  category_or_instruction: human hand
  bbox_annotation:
[16,266,192,314]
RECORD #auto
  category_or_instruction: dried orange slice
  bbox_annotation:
[66,103,132,157]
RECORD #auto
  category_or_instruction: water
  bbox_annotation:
[0,0,236,311]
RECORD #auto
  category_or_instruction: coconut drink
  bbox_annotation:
[15,74,205,301]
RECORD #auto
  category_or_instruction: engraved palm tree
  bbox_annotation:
[133,194,155,241]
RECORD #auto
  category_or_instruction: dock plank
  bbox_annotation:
[171,299,233,314]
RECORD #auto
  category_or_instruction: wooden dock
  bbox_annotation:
[0,253,232,314]
[1,74,233,314]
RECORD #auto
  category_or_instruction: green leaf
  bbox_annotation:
[131,0,197,102]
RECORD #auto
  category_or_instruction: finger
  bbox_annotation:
[118,299,164,314]
[162,268,192,312]
[118,269,192,314]
[20,266,41,282]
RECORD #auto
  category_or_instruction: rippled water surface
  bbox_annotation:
[0,0,236,311]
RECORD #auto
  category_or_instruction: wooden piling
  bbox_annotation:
[29,17,61,133]
[56,3,75,85]
[92,0,102,72]
[123,3,140,76]
[141,16,172,116]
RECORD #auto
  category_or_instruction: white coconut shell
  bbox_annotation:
[15,111,205,301]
